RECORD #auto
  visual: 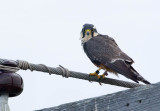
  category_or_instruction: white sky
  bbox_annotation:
[0,0,160,111]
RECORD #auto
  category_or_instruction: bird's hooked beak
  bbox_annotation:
[85,29,91,36]
[86,32,90,36]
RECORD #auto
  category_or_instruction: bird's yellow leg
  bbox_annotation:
[99,71,108,80]
[100,74,105,79]
[98,73,106,85]
[89,68,102,79]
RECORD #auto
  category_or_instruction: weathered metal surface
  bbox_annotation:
[36,83,160,111]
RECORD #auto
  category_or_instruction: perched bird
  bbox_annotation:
[80,23,150,84]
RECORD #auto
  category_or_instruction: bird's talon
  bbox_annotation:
[89,69,105,85]
[98,81,102,85]
[89,80,92,83]
[98,74,105,80]
[89,72,101,79]
[101,74,105,79]
[97,75,101,79]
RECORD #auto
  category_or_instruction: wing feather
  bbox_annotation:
[83,35,133,64]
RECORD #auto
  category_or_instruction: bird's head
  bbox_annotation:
[80,24,98,43]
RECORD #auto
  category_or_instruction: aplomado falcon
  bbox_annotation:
[80,23,150,84]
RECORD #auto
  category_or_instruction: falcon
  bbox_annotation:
[80,23,150,84]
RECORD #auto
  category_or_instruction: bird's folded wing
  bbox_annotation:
[83,35,133,64]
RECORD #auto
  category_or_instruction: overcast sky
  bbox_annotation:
[0,0,160,111]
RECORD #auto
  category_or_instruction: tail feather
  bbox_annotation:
[130,66,151,84]
[142,79,151,84]
[105,60,151,85]
[137,75,151,84]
